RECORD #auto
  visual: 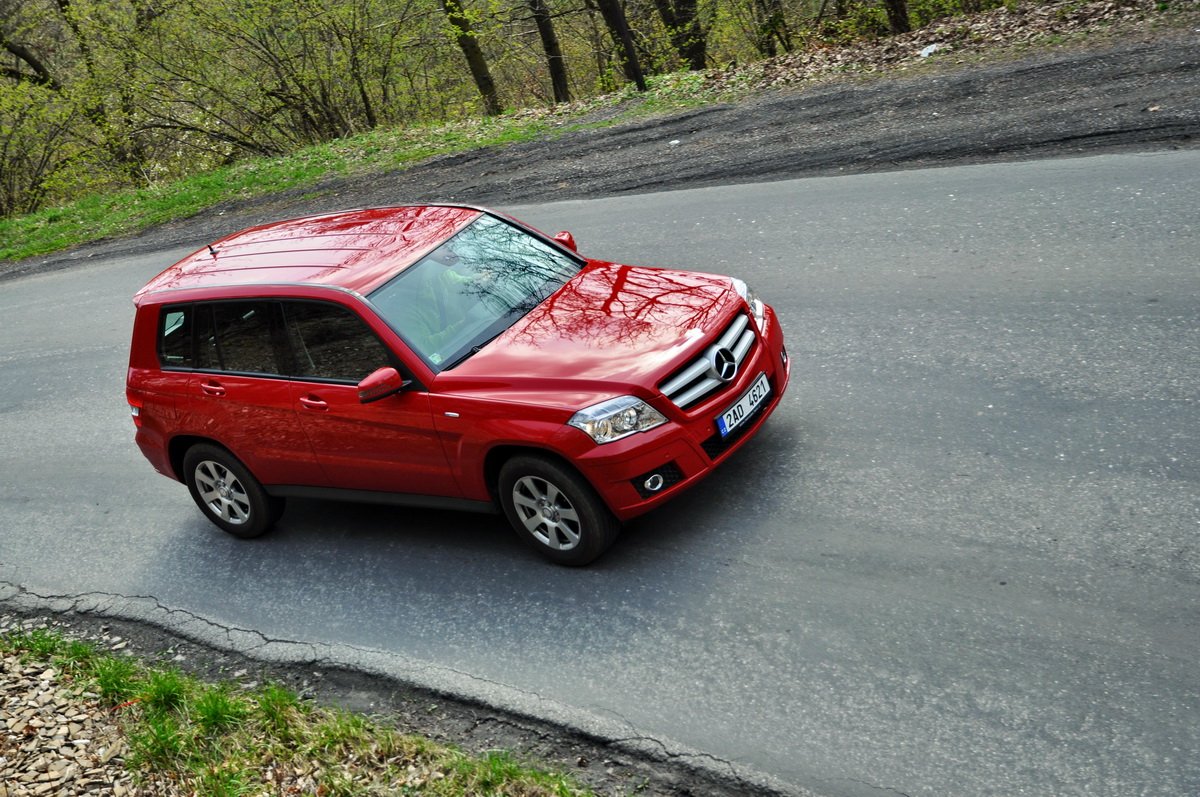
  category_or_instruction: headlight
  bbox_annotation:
[731,278,766,330]
[568,396,667,444]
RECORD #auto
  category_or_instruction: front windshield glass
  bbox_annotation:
[368,214,583,371]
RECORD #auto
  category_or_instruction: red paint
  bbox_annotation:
[134,205,480,298]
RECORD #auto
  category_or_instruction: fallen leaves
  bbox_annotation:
[703,0,1190,93]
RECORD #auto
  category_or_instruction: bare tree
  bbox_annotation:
[751,0,792,57]
[883,0,910,33]
[0,37,62,90]
[591,0,646,91]
[527,0,571,103]
[651,0,707,71]
[441,0,502,115]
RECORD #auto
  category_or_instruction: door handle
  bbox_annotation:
[200,380,226,397]
[299,395,329,411]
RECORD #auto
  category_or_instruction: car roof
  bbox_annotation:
[134,205,482,300]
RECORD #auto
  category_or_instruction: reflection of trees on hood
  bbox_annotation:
[509,262,729,349]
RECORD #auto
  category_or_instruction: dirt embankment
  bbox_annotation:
[358,27,1199,205]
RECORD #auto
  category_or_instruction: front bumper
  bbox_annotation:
[574,307,790,520]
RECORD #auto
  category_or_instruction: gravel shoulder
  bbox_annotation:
[2,610,782,797]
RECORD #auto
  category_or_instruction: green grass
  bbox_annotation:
[0,627,595,796]
[256,680,301,738]
[92,654,141,704]
[0,74,734,264]
[0,116,549,262]
[20,627,64,657]
[193,683,251,733]
[126,711,191,769]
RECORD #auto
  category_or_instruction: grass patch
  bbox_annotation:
[126,710,191,769]
[20,627,65,658]
[256,680,301,738]
[0,627,595,796]
[91,655,142,705]
[142,667,190,714]
[0,114,554,262]
[193,683,251,733]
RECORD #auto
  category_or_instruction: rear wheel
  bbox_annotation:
[182,444,284,539]
[498,455,619,566]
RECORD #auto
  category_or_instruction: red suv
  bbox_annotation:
[126,206,789,564]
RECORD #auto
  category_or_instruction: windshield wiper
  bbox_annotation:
[443,330,506,370]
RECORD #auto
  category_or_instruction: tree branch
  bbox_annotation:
[1,39,62,91]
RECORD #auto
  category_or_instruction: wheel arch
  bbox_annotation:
[484,445,593,506]
[167,435,233,482]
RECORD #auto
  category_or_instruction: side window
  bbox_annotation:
[157,301,283,375]
[208,301,283,375]
[282,301,392,382]
[159,306,193,367]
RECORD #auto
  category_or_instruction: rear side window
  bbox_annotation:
[159,308,192,366]
[282,301,392,383]
[158,301,284,376]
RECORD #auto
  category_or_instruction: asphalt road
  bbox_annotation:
[2,151,1198,796]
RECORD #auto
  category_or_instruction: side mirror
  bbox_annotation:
[358,366,407,404]
[553,231,578,252]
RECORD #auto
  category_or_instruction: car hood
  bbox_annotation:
[438,261,740,405]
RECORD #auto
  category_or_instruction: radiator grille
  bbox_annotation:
[659,313,757,409]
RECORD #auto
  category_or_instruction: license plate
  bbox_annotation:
[716,372,771,437]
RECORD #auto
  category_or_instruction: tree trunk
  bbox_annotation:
[592,0,647,91]
[528,0,571,103]
[751,0,791,57]
[883,0,911,33]
[440,0,502,116]
[652,0,707,71]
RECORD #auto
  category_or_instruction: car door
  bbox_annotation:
[177,301,325,486]
[281,300,460,497]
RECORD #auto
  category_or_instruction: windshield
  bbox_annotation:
[367,213,583,370]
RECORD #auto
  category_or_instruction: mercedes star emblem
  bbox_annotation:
[710,346,738,382]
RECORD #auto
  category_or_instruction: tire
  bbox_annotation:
[498,454,620,566]
[182,443,284,539]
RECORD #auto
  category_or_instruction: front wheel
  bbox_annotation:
[498,455,620,566]
[182,444,284,539]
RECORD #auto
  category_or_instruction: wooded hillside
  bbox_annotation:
[0,0,1081,216]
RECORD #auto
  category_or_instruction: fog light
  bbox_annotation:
[631,462,683,499]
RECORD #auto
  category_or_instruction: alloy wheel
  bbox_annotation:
[194,459,252,526]
[511,475,581,551]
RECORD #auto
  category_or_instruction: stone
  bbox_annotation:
[1,648,130,796]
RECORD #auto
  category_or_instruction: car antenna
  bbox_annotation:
[207,244,219,258]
